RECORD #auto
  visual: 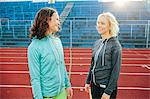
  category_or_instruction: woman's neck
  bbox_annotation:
[101,34,112,40]
[45,30,53,36]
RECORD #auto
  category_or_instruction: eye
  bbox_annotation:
[97,21,100,24]
[101,22,105,25]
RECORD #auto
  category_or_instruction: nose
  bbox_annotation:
[60,19,63,25]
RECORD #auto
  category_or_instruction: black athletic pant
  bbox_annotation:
[91,82,117,99]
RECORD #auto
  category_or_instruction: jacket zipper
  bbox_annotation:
[92,41,104,85]
[48,37,62,94]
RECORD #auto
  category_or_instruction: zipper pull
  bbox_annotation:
[91,69,94,73]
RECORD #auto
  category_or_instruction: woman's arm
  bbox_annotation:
[86,57,94,84]
[104,46,122,95]
[28,46,43,99]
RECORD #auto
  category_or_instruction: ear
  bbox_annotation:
[109,29,111,34]
[109,25,112,34]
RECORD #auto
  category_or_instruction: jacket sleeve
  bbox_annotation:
[104,46,122,95]
[28,46,43,99]
[59,39,71,88]
[63,62,71,88]
[86,57,94,84]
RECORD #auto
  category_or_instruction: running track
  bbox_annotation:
[0,48,150,99]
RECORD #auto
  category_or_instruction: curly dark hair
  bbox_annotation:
[29,7,57,40]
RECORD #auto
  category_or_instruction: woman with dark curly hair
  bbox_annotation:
[28,7,73,99]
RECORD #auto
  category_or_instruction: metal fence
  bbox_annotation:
[0,19,150,48]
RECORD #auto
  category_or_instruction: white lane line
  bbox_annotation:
[0,85,31,88]
[0,71,150,76]
[0,62,27,64]
[0,71,29,73]
[142,65,150,70]
[72,87,150,90]
[120,73,150,76]
[118,87,150,90]
[0,85,149,90]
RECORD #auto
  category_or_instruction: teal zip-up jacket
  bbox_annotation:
[28,35,71,99]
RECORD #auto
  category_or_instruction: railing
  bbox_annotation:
[147,20,150,48]
[0,20,149,48]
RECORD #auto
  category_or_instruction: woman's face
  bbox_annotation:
[96,16,110,36]
[48,12,60,33]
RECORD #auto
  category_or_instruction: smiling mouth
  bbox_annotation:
[57,26,61,31]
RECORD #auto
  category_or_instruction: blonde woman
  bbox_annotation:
[85,12,122,99]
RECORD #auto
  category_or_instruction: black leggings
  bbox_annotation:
[91,82,117,99]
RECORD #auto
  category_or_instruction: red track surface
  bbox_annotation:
[0,48,150,99]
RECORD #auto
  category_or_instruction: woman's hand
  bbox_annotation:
[66,87,73,99]
[84,84,90,93]
[101,93,110,99]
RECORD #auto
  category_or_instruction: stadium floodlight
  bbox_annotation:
[48,0,55,3]
[98,0,144,7]
[114,0,128,6]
